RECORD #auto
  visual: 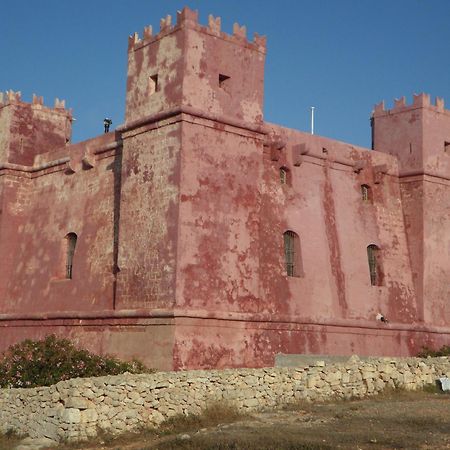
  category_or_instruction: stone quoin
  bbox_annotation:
[1,7,450,370]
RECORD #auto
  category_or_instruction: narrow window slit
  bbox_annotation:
[283,231,303,277]
[361,184,371,202]
[367,244,382,286]
[149,74,158,95]
[279,167,291,186]
[65,233,78,279]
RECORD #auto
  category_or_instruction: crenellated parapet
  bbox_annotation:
[372,93,447,117]
[372,91,450,178]
[0,90,22,106]
[127,6,266,54]
[0,90,71,117]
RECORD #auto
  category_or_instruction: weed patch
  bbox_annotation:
[0,429,25,449]
[417,345,450,357]
[161,402,248,434]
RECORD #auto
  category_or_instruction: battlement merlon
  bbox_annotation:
[127,7,267,54]
[372,93,448,118]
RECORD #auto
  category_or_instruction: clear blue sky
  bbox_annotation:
[1,0,449,148]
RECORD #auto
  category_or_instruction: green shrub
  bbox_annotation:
[417,345,450,358]
[0,335,150,388]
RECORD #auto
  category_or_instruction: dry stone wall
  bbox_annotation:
[1,356,450,443]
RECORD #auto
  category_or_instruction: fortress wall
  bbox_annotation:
[0,134,118,313]
[258,125,416,324]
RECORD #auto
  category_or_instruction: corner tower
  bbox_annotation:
[0,91,72,166]
[372,94,450,176]
[115,8,268,356]
[372,95,450,327]
[125,7,266,125]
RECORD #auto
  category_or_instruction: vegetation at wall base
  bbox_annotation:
[0,335,150,388]
[417,345,450,358]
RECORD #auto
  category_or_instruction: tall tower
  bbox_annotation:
[125,8,266,125]
[115,7,267,315]
[372,94,450,326]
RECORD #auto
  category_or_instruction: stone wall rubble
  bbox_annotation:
[1,356,449,443]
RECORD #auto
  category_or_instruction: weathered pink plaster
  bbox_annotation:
[1,8,450,370]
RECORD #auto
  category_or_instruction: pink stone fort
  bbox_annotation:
[1,7,449,370]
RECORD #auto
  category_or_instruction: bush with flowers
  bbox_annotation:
[0,335,150,388]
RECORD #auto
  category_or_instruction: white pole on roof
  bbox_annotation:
[310,106,315,135]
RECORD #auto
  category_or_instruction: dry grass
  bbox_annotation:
[10,389,450,450]
[0,429,25,450]
[160,401,249,434]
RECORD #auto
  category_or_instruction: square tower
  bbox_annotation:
[372,95,450,326]
[125,7,266,126]
[0,91,71,166]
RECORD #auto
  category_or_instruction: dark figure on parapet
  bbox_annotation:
[104,118,112,133]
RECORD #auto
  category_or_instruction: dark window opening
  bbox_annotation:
[219,74,230,88]
[445,141,450,153]
[280,167,291,186]
[361,184,372,202]
[65,232,77,279]
[149,74,158,95]
[367,244,382,286]
[284,230,302,277]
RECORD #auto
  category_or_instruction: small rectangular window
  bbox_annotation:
[219,74,230,88]
[149,74,158,95]
[361,184,371,202]
[445,141,450,153]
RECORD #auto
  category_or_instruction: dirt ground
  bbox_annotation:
[4,389,450,450]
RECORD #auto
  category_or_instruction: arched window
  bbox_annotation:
[367,244,382,286]
[361,184,372,202]
[279,167,291,186]
[283,230,302,277]
[65,233,77,279]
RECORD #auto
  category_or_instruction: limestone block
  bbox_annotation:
[325,371,342,383]
[116,410,140,421]
[110,419,126,432]
[45,406,63,417]
[80,409,98,423]
[98,419,112,430]
[83,389,96,399]
[65,397,95,410]
[403,372,415,384]
[41,422,60,441]
[59,408,81,424]
[243,397,259,408]
[378,364,394,374]
[361,371,376,380]
[128,391,141,401]
[85,426,97,438]
[341,372,350,383]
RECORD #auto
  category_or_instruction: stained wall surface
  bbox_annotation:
[1,8,450,370]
